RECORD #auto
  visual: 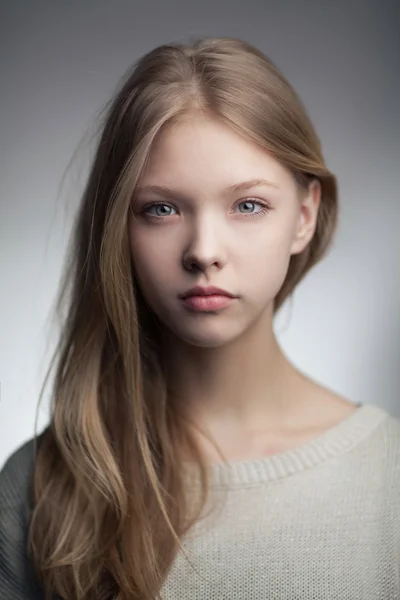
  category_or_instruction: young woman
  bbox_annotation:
[1,36,399,600]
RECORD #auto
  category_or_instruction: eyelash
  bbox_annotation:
[139,199,271,221]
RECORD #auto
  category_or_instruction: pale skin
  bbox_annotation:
[129,113,357,463]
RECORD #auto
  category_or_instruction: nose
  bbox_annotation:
[182,217,227,274]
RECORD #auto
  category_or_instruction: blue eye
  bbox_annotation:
[235,199,271,217]
[142,203,177,217]
[238,200,259,213]
[139,198,271,220]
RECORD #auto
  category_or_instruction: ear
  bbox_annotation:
[290,179,322,256]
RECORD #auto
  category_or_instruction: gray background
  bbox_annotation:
[1,0,399,466]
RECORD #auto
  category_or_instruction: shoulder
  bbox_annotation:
[0,426,50,531]
[376,407,400,472]
[325,402,400,493]
[355,403,400,456]
[361,405,400,504]
[373,408,400,549]
[0,435,39,511]
[0,430,48,599]
[371,405,400,451]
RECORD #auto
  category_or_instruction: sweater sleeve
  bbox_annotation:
[0,439,45,600]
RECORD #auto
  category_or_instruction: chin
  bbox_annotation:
[178,335,234,349]
[169,320,246,349]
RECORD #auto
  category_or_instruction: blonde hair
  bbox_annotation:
[29,36,338,599]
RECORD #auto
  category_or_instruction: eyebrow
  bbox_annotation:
[135,178,280,199]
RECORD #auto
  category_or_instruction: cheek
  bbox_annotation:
[129,229,175,299]
[239,228,294,295]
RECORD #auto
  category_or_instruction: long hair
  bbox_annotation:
[28,36,338,599]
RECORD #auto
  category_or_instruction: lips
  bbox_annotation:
[181,294,234,311]
[179,286,236,299]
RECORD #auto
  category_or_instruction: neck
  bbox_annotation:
[160,305,301,432]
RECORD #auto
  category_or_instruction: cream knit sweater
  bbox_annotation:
[161,403,400,598]
[1,403,400,599]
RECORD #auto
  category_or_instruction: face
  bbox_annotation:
[128,114,320,348]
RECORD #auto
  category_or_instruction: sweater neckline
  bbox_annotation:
[185,403,388,488]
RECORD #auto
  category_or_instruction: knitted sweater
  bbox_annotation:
[1,403,400,599]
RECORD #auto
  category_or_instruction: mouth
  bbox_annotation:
[179,290,237,312]
[179,286,236,300]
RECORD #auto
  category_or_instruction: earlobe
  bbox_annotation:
[290,179,321,256]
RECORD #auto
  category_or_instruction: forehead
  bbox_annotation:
[141,115,295,191]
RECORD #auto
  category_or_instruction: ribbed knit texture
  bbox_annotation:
[1,403,400,599]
